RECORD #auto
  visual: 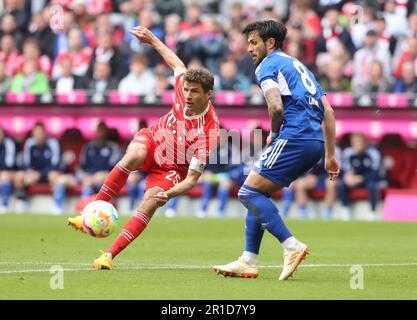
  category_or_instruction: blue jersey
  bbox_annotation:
[23,138,61,172]
[0,137,16,170]
[80,141,120,174]
[255,50,325,141]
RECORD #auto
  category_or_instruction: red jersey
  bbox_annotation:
[147,73,219,177]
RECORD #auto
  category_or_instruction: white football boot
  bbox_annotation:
[213,256,259,278]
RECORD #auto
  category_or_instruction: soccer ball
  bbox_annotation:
[81,200,119,238]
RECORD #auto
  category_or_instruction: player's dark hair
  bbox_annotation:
[184,68,214,93]
[242,20,287,49]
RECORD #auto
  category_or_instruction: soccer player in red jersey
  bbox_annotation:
[68,26,219,270]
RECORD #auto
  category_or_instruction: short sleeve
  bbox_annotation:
[256,60,278,85]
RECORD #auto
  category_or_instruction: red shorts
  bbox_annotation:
[130,128,185,191]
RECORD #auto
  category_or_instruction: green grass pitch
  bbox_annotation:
[1,214,417,300]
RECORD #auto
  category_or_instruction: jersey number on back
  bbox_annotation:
[292,60,317,95]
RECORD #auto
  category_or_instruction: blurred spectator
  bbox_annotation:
[53,27,92,79]
[10,59,50,94]
[282,146,342,220]
[288,0,321,43]
[0,127,16,213]
[14,122,61,213]
[258,2,282,21]
[16,37,52,79]
[118,54,156,95]
[352,30,391,94]
[154,0,185,20]
[0,34,22,76]
[227,28,256,83]
[221,2,248,33]
[394,36,417,79]
[347,5,376,49]
[214,60,251,94]
[154,64,173,97]
[393,60,417,93]
[52,121,120,214]
[3,0,31,32]
[284,21,315,69]
[164,14,185,53]
[319,60,352,92]
[49,9,76,58]
[179,2,204,39]
[183,15,227,75]
[0,13,25,50]
[382,0,408,39]
[87,61,118,95]
[27,9,58,59]
[286,40,306,62]
[373,12,397,55]
[316,8,355,58]
[82,13,124,50]
[338,133,386,221]
[71,0,113,16]
[123,8,164,66]
[0,61,12,94]
[316,40,353,78]
[87,31,127,81]
[51,55,89,94]
[355,60,392,96]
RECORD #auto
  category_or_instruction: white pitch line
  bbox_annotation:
[1,262,417,274]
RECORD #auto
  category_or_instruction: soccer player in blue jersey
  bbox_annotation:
[213,20,340,280]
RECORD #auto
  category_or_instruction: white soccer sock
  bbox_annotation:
[281,236,299,252]
[241,251,259,266]
[105,252,113,259]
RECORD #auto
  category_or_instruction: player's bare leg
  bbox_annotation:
[93,186,164,270]
[68,142,147,233]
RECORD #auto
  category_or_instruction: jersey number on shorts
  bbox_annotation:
[292,60,317,95]
[165,170,181,185]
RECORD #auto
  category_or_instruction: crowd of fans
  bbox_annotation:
[0,120,388,220]
[0,0,416,98]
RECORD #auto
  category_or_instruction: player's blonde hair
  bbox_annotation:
[184,68,214,93]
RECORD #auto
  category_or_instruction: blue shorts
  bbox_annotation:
[253,138,324,187]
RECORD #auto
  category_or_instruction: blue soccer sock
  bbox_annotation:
[238,184,293,243]
[81,186,93,198]
[1,180,12,207]
[53,184,66,209]
[281,188,294,217]
[298,204,307,219]
[217,185,230,217]
[244,210,265,254]
[137,180,146,202]
[323,205,333,220]
[167,196,180,210]
[127,183,138,210]
[200,182,212,212]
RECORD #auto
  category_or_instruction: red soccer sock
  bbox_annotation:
[96,162,131,201]
[107,211,150,258]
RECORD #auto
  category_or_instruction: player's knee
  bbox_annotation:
[122,144,147,171]
[238,187,255,205]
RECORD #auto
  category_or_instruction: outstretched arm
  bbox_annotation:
[321,95,339,181]
[130,26,186,76]
[153,168,201,206]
